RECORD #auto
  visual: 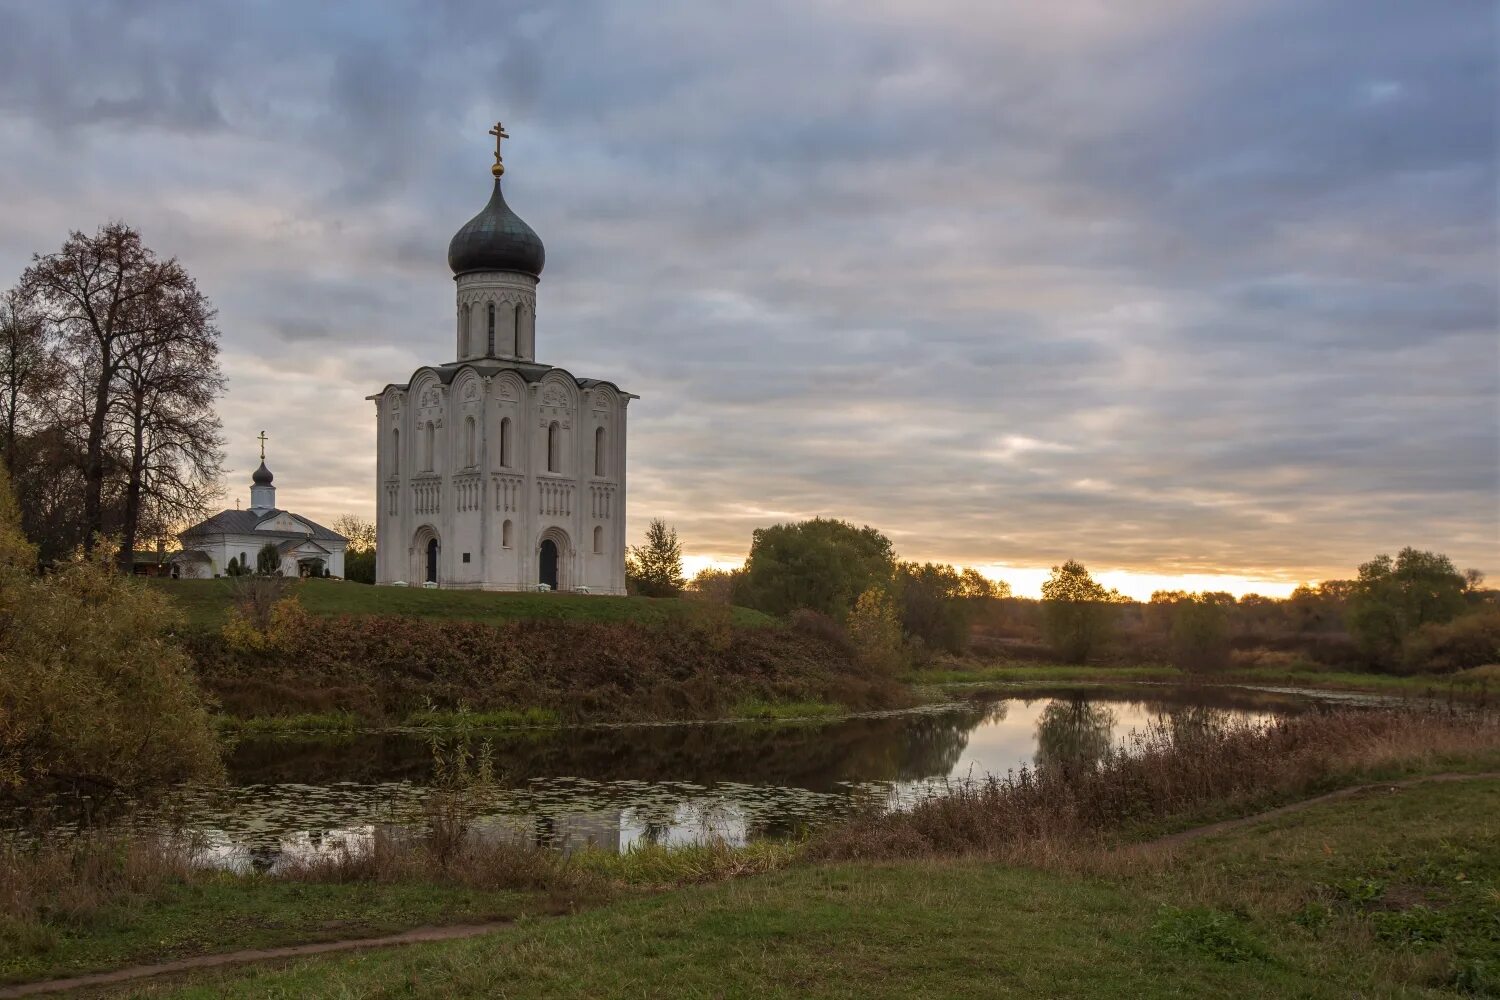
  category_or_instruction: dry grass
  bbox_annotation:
[0,831,196,929]
[811,708,1500,863]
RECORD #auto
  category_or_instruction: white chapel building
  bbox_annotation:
[370,125,633,593]
[174,454,349,578]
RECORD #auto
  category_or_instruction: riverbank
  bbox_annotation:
[9,770,1498,997]
[166,775,1497,999]
[3,709,1495,996]
[910,660,1497,702]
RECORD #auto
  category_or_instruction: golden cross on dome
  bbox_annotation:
[488,121,509,177]
[257,430,268,461]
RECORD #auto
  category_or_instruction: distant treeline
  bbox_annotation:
[660,518,1495,676]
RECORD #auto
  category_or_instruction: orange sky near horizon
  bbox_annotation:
[679,554,1307,602]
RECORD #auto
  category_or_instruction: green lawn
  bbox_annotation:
[88,777,1500,999]
[148,578,774,631]
[0,879,584,987]
[910,660,1497,700]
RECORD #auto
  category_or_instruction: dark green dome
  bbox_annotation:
[447,179,545,278]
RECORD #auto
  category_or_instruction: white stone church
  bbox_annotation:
[173,455,349,578]
[370,125,633,593]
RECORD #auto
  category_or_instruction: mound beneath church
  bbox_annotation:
[159,581,905,723]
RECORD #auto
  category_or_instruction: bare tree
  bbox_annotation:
[114,315,225,564]
[0,289,59,469]
[19,223,224,558]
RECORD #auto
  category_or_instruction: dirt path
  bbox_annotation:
[5,771,1496,998]
[1138,770,1500,850]
[0,921,514,998]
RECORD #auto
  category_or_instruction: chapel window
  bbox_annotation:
[592,525,603,554]
[424,422,435,472]
[487,303,496,356]
[547,421,560,473]
[392,427,400,475]
[502,520,513,548]
[464,416,477,468]
[594,426,606,476]
[499,417,512,467]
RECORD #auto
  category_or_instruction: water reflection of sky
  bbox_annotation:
[12,691,1313,864]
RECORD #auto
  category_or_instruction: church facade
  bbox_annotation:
[370,125,633,593]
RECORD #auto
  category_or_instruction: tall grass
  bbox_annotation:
[812,708,1500,861]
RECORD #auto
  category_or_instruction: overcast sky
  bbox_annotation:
[0,0,1494,596]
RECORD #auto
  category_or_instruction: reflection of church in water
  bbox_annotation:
[371,123,633,592]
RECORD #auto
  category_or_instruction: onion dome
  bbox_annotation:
[447,123,545,278]
[251,461,273,485]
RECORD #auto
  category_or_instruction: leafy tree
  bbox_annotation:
[1347,547,1468,666]
[332,513,377,552]
[333,513,377,584]
[627,518,685,597]
[847,586,905,673]
[1040,559,1122,663]
[1170,594,1232,673]
[958,568,1009,600]
[895,562,972,654]
[687,565,741,604]
[738,517,895,621]
[256,541,282,576]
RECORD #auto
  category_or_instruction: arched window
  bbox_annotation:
[502,520,513,548]
[593,426,606,476]
[513,306,522,356]
[459,304,468,355]
[499,417,512,468]
[546,421,560,473]
[424,422,435,472]
[464,415,476,468]
[486,303,496,356]
[392,427,400,475]
[592,525,603,554]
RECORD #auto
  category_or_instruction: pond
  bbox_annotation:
[22,686,1332,870]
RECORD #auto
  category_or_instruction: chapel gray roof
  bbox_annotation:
[181,508,347,543]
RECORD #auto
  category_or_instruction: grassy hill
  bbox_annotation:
[149,578,774,631]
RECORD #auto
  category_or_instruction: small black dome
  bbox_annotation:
[252,462,273,486]
[447,179,545,278]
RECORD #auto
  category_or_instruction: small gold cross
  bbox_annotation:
[257,430,268,461]
[488,121,509,176]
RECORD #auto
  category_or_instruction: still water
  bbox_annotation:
[50,686,1325,869]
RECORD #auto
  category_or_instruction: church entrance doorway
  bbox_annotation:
[538,539,559,590]
[411,526,440,586]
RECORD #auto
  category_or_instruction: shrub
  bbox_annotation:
[0,548,223,796]
[810,709,1500,861]
[1401,610,1500,674]
[255,541,282,576]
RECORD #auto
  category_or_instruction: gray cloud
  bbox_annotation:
[0,0,1493,590]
